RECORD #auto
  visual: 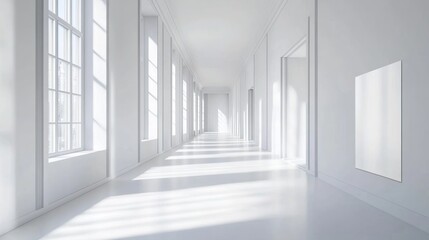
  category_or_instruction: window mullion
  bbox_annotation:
[70,4,74,150]
[80,0,84,151]
[48,0,85,156]
[55,17,59,154]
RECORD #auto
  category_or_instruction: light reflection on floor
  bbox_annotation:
[1,133,429,240]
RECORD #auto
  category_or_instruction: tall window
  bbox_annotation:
[183,79,187,134]
[193,88,197,134]
[202,95,205,131]
[172,61,176,136]
[144,17,158,140]
[48,0,84,156]
[197,94,201,132]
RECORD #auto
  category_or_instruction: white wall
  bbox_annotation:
[171,48,182,147]
[0,0,37,234]
[45,0,108,206]
[254,36,268,149]
[140,16,159,162]
[318,0,429,232]
[0,0,201,235]
[182,67,191,142]
[162,26,172,151]
[108,0,139,176]
[205,94,229,133]
[232,0,315,161]
[0,0,109,235]
[283,57,308,165]
[266,0,311,156]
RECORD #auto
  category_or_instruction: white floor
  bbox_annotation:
[2,133,428,240]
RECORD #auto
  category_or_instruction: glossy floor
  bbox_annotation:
[2,133,428,240]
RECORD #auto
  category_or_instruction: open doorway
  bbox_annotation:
[248,89,254,141]
[281,38,309,170]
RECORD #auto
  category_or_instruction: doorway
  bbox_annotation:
[281,38,309,170]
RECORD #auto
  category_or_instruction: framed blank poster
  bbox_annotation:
[355,61,402,182]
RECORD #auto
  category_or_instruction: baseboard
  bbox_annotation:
[319,172,429,234]
[1,177,109,237]
[1,138,192,237]
[113,140,188,179]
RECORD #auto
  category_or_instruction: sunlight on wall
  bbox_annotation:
[92,0,107,150]
[172,61,176,136]
[283,50,308,166]
[286,87,298,158]
[272,81,281,154]
[183,80,187,134]
[258,99,262,146]
[217,109,228,133]
[147,37,158,139]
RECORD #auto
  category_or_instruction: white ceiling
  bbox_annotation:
[165,0,282,88]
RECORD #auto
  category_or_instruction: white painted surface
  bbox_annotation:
[231,0,314,162]
[163,26,172,151]
[165,0,283,87]
[44,0,108,206]
[318,0,429,230]
[140,16,160,160]
[355,61,402,182]
[266,0,310,155]
[282,42,308,168]
[254,36,268,149]
[44,151,107,205]
[0,0,37,234]
[171,48,182,147]
[2,134,428,240]
[108,0,139,176]
[205,94,229,133]
[140,139,158,162]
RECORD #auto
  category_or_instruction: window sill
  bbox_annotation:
[49,149,106,163]
[141,138,157,143]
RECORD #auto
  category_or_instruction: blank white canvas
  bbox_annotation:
[355,61,402,182]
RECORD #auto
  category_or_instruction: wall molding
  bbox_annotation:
[1,177,109,237]
[152,0,201,87]
[319,171,429,234]
[235,0,289,86]
[202,87,231,95]
[1,137,194,237]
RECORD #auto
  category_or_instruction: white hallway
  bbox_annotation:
[2,0,429,239]
[1,133,428,240]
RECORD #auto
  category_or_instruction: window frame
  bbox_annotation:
[182,78,188,135]
[47,0,85,157]
[171,54,177,137]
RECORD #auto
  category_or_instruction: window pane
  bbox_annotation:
[58,124,71,152]
[58,60,70,91]
[72,66,81,94]
[48,0,56,13]
[58,92,70,122]
[72,95,81,122]
[72,34,81,66]
[48,18,56,55]
[58,24,70,61]
[71,0,81,30]
[58,0,70,23]
[49,124,56,154]
[48,56,56,89]
[48,90,56,123]
[72,124,82,149]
